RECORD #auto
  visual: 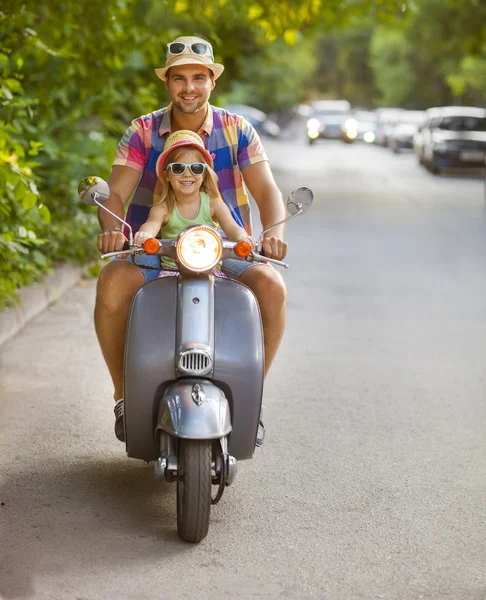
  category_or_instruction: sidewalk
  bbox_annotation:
[0,263,83,348]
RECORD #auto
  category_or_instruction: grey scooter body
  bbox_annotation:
[123,272,264,462]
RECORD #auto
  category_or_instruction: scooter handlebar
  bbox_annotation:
[99,239,289,269]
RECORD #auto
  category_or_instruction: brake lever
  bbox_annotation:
[249,251,289,269]
[100,243,144,260]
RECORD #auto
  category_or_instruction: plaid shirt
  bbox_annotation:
[113,103,268,235]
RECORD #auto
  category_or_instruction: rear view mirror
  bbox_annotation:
[78,176,110,206]
[287,186,313,216]
[77,176,133,244]
[257,185,313,251]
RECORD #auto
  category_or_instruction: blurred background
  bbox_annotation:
[1,0,485,309]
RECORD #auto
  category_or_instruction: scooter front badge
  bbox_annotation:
[191,383,206,406]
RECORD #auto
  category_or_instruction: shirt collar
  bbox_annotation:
[200,104,213,136]
[158,104,172,137]
[158,103,214,137]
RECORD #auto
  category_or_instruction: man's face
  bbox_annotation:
[166,65,215,115]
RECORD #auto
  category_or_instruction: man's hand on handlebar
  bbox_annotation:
[261,236,288,261]
[97,229,128,254]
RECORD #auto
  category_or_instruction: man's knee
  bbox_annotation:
[96,261,144,311]
[241,266,287,307]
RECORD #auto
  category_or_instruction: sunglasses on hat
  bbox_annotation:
[166,42,214,60]
[166,162,207,176]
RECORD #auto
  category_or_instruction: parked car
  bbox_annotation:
[223,104,281,138]
[387,110,426,153]
[306,100,352,145]
[413,108,441,164]
[418,106,486,174]
[374,108,403,146]
[341,110,377,143]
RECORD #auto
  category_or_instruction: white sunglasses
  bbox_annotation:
[166,42,214,60]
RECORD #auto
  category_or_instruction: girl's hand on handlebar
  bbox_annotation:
[238,235,256,250]
[261,236,288,260]
[97,229,128,254]
[133,231,153,247]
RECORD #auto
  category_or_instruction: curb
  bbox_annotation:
[0,263,83,348]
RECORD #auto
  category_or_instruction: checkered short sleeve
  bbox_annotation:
[113,117,147,173]
[236,117,268,170]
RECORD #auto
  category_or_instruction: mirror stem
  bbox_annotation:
[94,194,133,246]
[257,208,302,252]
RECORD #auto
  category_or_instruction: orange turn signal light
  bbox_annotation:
[234,240,252,258]
[143,238,161,255]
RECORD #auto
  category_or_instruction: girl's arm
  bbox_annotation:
[211,197,255,246]
[133,203,167,246]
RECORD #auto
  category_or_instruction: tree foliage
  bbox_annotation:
[303,0,485,108]
[369,0,486,107]
[370,29,418,107]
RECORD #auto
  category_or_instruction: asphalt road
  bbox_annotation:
[1,136,486,600]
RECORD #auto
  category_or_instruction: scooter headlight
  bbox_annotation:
[176,225,223,272]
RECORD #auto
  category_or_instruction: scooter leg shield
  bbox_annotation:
[156,379,232,439]
[213,277,264,460]
[124,277,178,461]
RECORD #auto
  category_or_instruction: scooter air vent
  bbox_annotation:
[178,349,212,375]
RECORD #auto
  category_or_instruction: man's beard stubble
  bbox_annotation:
[172,99,206,115]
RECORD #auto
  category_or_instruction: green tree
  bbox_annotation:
[310,28,375,106]
[370,0,486,108]
[447,45,486,105]
[370,28,418,107]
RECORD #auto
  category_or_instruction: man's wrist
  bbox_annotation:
[103,227,123,234]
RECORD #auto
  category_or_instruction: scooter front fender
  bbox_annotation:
[156,379,232,439]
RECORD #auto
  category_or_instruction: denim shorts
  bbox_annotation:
[113,254,263,284]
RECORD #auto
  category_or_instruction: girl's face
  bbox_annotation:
[164,148,206,197]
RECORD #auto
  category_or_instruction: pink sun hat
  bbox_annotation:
[155,130,214,178]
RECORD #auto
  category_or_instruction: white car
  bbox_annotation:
[418,106,486,174]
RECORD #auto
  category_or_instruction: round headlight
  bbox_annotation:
[176,226,223,272]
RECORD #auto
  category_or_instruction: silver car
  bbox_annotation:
[418,106,486,174]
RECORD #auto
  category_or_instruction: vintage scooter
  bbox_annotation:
[78,176,313,543]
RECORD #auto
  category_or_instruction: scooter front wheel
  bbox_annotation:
[177,439,212,543]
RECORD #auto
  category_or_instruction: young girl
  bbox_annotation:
[134,130,254,275]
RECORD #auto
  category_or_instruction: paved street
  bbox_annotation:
[1,135,486,599]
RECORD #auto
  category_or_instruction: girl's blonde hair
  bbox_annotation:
[155,147,221,225]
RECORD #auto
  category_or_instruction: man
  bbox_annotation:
[96,36,287,445]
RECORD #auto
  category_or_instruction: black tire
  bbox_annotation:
[177,439,212,543]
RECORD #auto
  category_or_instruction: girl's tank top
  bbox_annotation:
[160,191,216,269]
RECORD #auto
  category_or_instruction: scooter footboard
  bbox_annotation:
[156,379,232,439]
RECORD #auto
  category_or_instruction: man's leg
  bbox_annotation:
[239,265,287,377]
[94,260,145,400]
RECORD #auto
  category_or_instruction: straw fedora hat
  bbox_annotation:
[155,130,214,177]
[155,36,224,81]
